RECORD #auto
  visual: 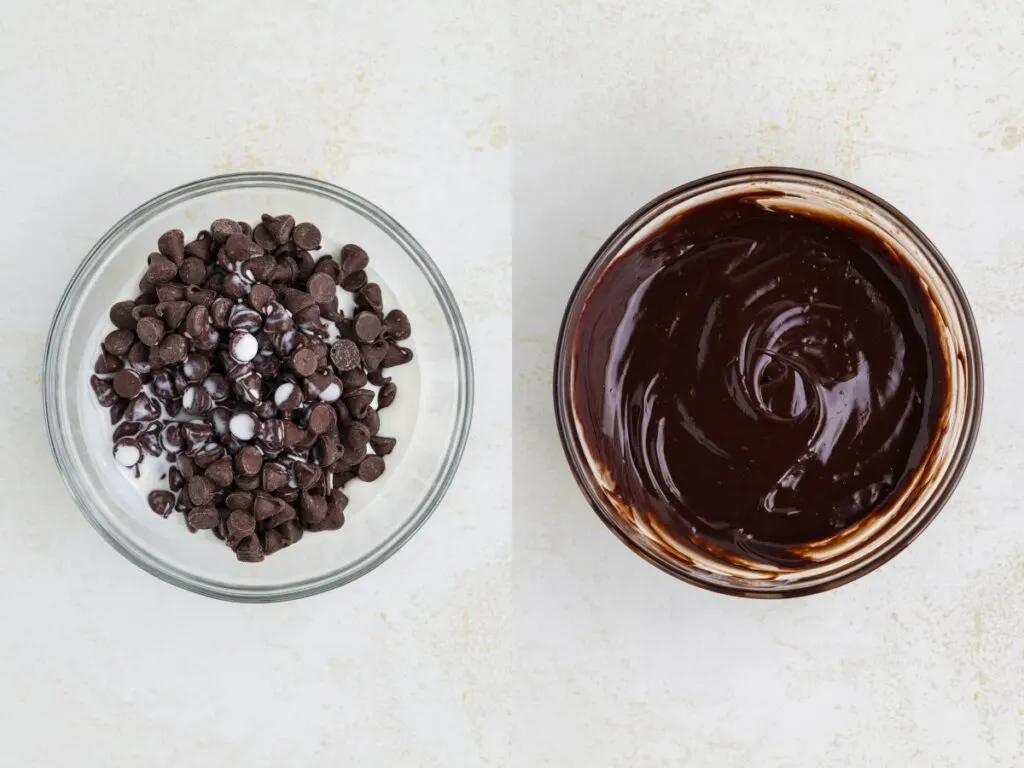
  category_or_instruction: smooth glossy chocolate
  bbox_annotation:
[573,195,948,567]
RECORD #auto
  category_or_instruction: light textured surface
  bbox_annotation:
[514,2,1023,766]
[0,2,510,767]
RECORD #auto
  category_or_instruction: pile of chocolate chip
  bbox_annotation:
[89,215,412,562]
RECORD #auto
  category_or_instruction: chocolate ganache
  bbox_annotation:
[572,195,948,567]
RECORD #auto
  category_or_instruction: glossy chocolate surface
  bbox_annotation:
[573,195,947,566]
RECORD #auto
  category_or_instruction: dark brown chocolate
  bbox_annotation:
[572,196,948,567]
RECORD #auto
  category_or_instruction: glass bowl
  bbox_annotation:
[44,172,473,602]
[554,168,983,598]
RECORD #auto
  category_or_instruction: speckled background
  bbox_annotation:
[3,0,1024,765]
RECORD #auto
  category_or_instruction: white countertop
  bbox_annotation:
[2,1,1023,766]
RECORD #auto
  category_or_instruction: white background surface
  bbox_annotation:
[3,1,1024,766]
[0,2,510,767]
[514,2,1023,767]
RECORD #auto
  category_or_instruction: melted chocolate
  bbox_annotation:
[573,196,947,566]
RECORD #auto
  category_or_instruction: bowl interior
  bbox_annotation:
[47,175,471,600]
[556,169,982,597]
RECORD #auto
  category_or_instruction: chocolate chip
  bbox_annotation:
[182,304,208,338]
[332,468,357,488]
[110,300,138,331]
[222,273,248,300]
[358,455,386,482]
[226,509,256,537]
[234,473,261,491]
[176,257,206,286]
[378,381,397,408]
[181,421,213,452]
[361,406,380,436]
[299,491,328,524]
[205,458,234,488]
[234,536,265,563]
[313,255,341,280]
[329,340,360,372]
[315,436,341,467]
[262,461,289,493]
[225,490,254,511]
[256,418,285,453]
[148,490,175,517]
[294,461,322,490]
[126,393,161,421]
[193,443,226,469]
[91,375,120,407]
[113,437,142,469]
[140,426,166,454]
[381,342,413,368]
[229,331,259,363]
[343,389,374,420]
[182,352,211,383]
[339,269,367,292]
[262,527,285,555]
[163,423,184,454]
[157,229,185,264]
[289,348,318,377]
[360,340,389,371]
[253,492,278,521]
[253,223,276,251]
[109,399,129,424]
[277,520,304,546]
[145,256,179,284]
[127,341,150,370]
[263,302,293,333]
[102,329,134,357]
[158,333,188,364]
[282,289,315,314]
[383,309,412,341]
[187,476,214,506]
[202,374,230,402]
[191,325,220,353]
[339,244,369,276]
[343,421,371,451]
[168,465,184,492]
[132,303,158,321]
[356,283,383,315]
[354,311,382,342]
[307,402,336,434]
[184,232,213,261]
[156,300,190,330]
[181,384,213,415]
[292,222,322,250]
[324,490,348,529]
[370,436,396,456]
[234,371,263,405]
[296,251,316,281]
[210,219,241,243]
[136,316,165,347]
[229,306,263,333]
[187,507,219,530]
[248,283,275,312]
[340,368,368,392]
[306,272,336,304]
[156,284,186,303]
[261,214,292,245]
[266,504,297,530]
[112,370,142,399]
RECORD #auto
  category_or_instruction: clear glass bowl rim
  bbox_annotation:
[43,171,475,602]
[553,166,984,598]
